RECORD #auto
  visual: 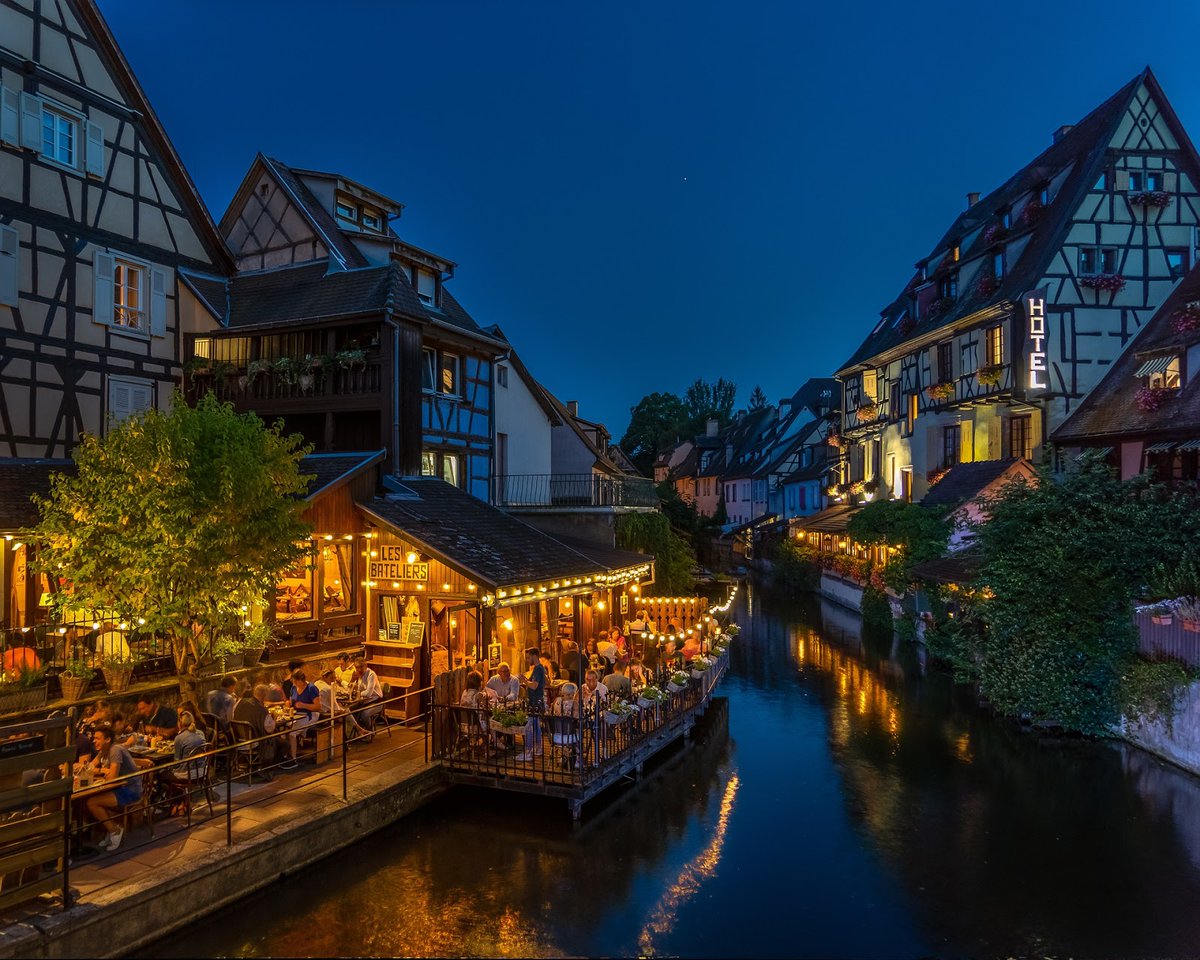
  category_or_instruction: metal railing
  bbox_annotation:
[493,473,659,509]
[430,651,728,788]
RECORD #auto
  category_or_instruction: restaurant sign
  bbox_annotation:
[369,545,429,583]
[1026,294,1048,391]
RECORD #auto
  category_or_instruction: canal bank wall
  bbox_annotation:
[0,759,448,959]
[1121,680,1200,779]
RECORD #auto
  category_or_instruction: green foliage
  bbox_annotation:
[748,386,768,409]
[490,707,527,727]
[770,538,820,592]
[1120,659,1196,728]
[620,392,688,476]
[846,499,951,591]
[683,378,737,434]
[860,586,893,634]
[953,462,1200,734]
[1,665,46,689]
[616,512,696,595]
[241,622,274,650]
[61,657,95,681]
[32,392,313,672]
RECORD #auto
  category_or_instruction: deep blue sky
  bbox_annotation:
[102,0,1200,439]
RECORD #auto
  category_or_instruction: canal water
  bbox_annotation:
[153,584,1200,958]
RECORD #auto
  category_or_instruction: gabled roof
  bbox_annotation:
[839,68,1197,374]
[1053,262,1200,442]
[911,552,982,586]
[224,262,398,329]
[921,458,1033,508]
[77,2,234,272]
[357,479,624,591]
[540,387,623,475]
[782,453,839,484]
[487,330,561,425]
[0,458,75,529]
[300,451,385,501]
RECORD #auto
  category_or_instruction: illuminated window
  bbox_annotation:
[275,543,315,622]
[1149,357,1182,391]
[986,325,1004,366]
[319,541,355,615]
[440,353,459,395]
[113,258,145,328]
[421,451,437,476]
[862,369,878,400]
[442,453,461,487]
[906,394,918,434]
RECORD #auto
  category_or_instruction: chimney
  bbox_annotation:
[705,418,719,437]
[1052,124,1073,143]
[966,191,980,208]
[566,400,578,417]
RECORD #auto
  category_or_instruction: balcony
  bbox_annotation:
[494,473,659,510]
[187,355,384,406]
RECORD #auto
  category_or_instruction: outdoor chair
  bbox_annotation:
[162,744,216,823]
[364,683,395,740]
[450,705,488,758]
[230,720,268,784]
[543,714,581,771]
[119,766,158,839]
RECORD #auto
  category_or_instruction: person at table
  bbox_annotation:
[350,657,383,728]
[314,668,337,717]
[83,725,141,852]
[628,659,648,693]
[642,639,660,674]
[162,710,208,783]
[681,632,702,662]
[178,699,210,739]
[517,647,546,761]
[559,641,586,684]
[334,653,356,686]
[486,662,521,705]
[602,660,632,700]
[585,638,606,677]
[135,695,178,739]
[581,669,609,710]
[282,670,321,770]
[611,628,629,664]
[662,638,684,672]
[76,701,112,761]
[232,684,280,768]
[205,676,237,729]
[539,651,562,682]
[280,660,305,700]
[460,671,489,710]
[109,712,135,749]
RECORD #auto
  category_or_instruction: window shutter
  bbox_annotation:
[19,93,40,151]
[108,379,131,422]
[84,120,104,177]
[93,251,114,326]
[0,86,19,146]
[1164,171,1178,192]
[1114,170,1130,191]
[149,267,168,337]
[960,421,974,463]
[0,224,18,307]
[131,381,153,415]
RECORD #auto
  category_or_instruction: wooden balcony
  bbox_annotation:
[188,356,384,410]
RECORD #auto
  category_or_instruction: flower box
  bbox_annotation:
[1128,191,1172,208]
[926,382,955,403]
[104,667,134,694]
[1079,274,1126,293]
[489,718,525,734]
[1150,613,1174,627]
[1170,304,1200,336]
[59,674,92,702]
[856,403,880,423]
[637,697,660,710]
[1135,385,1174,413]
[690,668,709,680]
[1183,619,1200,634]
[667,680,688,694]
[976,364,1004,387]
[0,684,48,714]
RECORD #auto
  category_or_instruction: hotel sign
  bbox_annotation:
[369,545,429,582]
[1026,295,1048,390]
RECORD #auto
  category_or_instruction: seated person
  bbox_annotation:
[662,638,684,671]
[552,682,580,718]
[628,659,648,693]
[178,699,210,739]
[681,634,702,661]
[602,660,632,700]
[585,639,606,676]
[581,669,609,710]
[135,695,179,739]
[485,662,521,704]
[76,700,112,761]
[334,652,356,686]
[282,670,321,769]
[350,657,383,729]
[280,660,304,701]
[460,671,489,710]
[232,684,280,768]
[205,676,238,728]
[82,725,141,852]
[315,669,337,717]
[162,711,208,788]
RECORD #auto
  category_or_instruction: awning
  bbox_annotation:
[1135,355,1176,377]
[1074,447,1113,461]
[793,504,860,533]
[1144,441,1176,453]
[1176,438,1200,451]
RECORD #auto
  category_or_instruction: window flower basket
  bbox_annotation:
[1018,198,1044,225]
[212,636,244,672]
[689,656,714,679]
[976,364,1004,387]
[1128,191,1172,209]
[667,671,691,694]
[58,658,95,702]
[1170,303,1200,336]
[1135,385,1174,413]
[604,700,638,725]
[928,297,954,318]
[489,707,527,733]
[856,402,881,423]
[926,381,955,403]
[974,275,1000,298]
[926,467,949,486]
[638,685,668,709]
[981,223,1007,245]
[847,480,867,496]
[1079,274,1126,293]
[335,348,368,371]
[0,666,48,714]
[825,432,844,449]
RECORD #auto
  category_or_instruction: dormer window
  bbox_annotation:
[1137,355,1182,390]
[1000,208,1011,229]
[993,250,1005,280]
[360,210,382,231]
[939,273,958,299]
[335,194,385,233]
[1038,183,1050,205]
[917,262,927,283]
[416,269,437,307]
[335,200,357,224]
[951,243,961,262]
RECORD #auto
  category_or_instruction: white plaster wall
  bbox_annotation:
[494,365,552,478]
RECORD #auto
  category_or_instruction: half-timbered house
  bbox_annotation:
[835,68,1200,505]
[186,155,503,502]
[0,0,233,629]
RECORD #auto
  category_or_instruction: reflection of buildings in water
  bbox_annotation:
[1121,744,1200,873]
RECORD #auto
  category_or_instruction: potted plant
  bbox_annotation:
[667,670,691,694]
[212,635,243,672]
[726,624,740,637]
[856,402,880,423]
[245,359,273,385]
[489,706,527,735]
[689,655,713,680]
[101,652,139,694]
[1079,274,1126,293]
[637,685,668,710]
[1135,385,1174,413]
[58,658,95,701]
[926,381,956,403]
[1146,559,1200,631]
[1128,191,1173,209]
[241,622,273,666]
[976,364,1004,387]
[1146,603,1174,627]
[1170,303,1200,336]
[272,356,300,387]
[0,665,48,714]
[335,348,367,371]
[604,699,638,726]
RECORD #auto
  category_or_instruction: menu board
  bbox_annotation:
[405,620,425,645]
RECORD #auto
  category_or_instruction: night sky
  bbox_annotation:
[101,0,1200,438]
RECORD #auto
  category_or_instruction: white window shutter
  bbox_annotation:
[84,120,104,177]
[0,87,19,146]
[93,251,114,326]
[131,382,153,415]
[108,380,131,422]
[1164,171,1178,192]
[1114,170,1130,191]
[149,267,168,337]
[0,224,18,307]
[19,93,40,151]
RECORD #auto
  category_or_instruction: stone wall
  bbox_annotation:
[1120,680,1200,778]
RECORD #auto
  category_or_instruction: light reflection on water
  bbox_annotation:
[147,588,1200,959]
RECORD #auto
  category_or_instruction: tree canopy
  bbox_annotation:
[683,378,736,433]
[846,499,951,590]
[748,386,768,409]
[32,393,313,670]
[620,392,689,476]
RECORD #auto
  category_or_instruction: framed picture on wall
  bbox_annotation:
[488,642,502,669]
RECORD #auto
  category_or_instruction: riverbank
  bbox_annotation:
[0,731,446,960]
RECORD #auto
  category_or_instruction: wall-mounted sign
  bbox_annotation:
[1027,296,1048,390]
[369,545,429,583]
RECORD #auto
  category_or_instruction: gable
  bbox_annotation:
[222,160,330,271]
[1110,83,1180,152]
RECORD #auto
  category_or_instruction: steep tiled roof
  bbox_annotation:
[299,451,385,500]
[178,269,229,321]
[357,479,612,590]
[0,459,75,529]
[921,459,1028,507]
[911,552,982,585]
[551,535,652,571]
[1053,263,1200,442]
[839,70,1157,373]
[226,262,396,328]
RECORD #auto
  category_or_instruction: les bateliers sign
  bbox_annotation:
[369,545,429,582]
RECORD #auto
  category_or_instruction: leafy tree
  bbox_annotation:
[620,391,687,476]
[846,500,950,590]
[32,393,313,672]
[748,386,768,409]
[948,462,1199,734]
[684,378,737,434]
[616,512,696,596]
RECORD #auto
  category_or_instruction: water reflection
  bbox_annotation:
[149,587,1200,959]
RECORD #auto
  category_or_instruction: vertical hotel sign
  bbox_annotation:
[1025,291,1048,391]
